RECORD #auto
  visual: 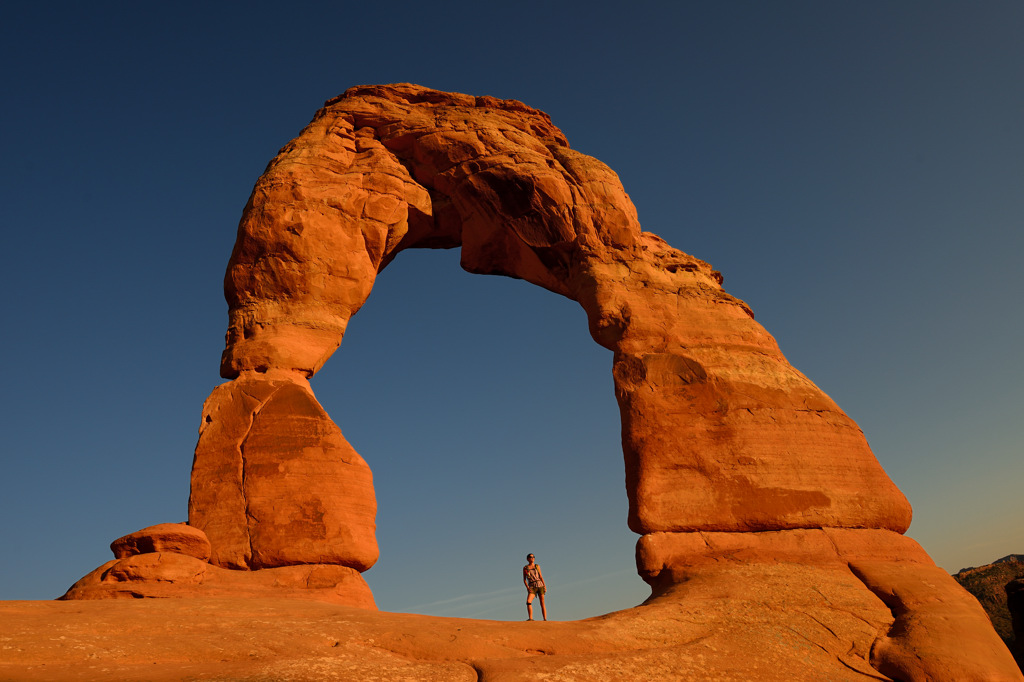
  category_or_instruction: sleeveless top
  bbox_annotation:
[525,565,544,587]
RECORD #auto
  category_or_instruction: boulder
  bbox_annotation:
[110,522,211,561]
[188,374,377,571]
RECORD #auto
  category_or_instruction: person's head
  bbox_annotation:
[527,553,535,563]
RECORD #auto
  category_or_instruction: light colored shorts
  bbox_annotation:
[528,585,546,596]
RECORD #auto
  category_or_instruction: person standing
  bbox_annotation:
[523,553,547,621]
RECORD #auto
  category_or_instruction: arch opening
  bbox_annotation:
[313,247,650,619]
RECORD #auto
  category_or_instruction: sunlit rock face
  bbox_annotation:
[61,524,375,608]
[188,375,377,572]
[61,85,1020,680]
[212,83,912,549]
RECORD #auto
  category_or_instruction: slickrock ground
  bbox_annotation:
[0,562,983,682]
[38,529,1024,680]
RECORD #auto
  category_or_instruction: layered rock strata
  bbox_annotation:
[36,556,1017,681]
[61,523,374,607]
[188,374,377,571]
[639,529,1021,680]
[61,84,1019,679]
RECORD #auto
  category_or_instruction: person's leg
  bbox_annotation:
[526,593,534,620]
[539,591,547,621]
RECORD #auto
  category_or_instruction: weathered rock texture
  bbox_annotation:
[59,84,1020,680]
[214,82,911,539]
[110,522,211,561]
[189,375,377,571]
[61,524,374,608]
[8,567,1017,682]
[1009,577,1024,668]
[954,554,1024,668]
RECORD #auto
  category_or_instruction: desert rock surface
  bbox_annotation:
[0,560,999,682]
[8,552,1021,681]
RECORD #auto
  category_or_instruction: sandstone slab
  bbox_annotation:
[110,522,211,561]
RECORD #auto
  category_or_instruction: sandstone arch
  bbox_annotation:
[62,85,1021,681]
[190,84,911,577]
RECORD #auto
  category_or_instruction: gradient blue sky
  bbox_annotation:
[2,2,1021,621]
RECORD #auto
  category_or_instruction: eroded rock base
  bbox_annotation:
[12,559,1018,681]
[638,528,1021,681]
[60,523,375,609]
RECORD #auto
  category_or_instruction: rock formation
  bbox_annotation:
[189,375,377,571]
[954,554,1024,669]
[62,523,374,608]
[59,84,1021,680]
[1009,577,1024,668]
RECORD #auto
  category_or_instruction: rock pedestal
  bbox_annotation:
[61,523,374,608]
[188,374,377,572]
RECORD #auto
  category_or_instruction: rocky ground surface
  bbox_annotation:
[0,566,899,682]
[6,559,1023,681]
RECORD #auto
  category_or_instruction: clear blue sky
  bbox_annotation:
[1,2,1021,621]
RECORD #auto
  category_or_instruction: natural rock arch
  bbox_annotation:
[62,85,1021,681]
[188,82,912,579]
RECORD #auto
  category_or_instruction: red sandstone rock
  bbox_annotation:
[60,553,374,609]
[851,560,1021,681]
[214,83,910,537]
[188,373,377,571]
[20,559,1017,681]
[635,528,933,590]
[636,528,1021,680]
[110,522,211,561]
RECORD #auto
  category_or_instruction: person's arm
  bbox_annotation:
[537,565,544,584]
[523,567,529,588]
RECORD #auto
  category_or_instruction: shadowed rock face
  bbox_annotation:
[60,85,1021,681]
[1009,577,1024,668]
[954,555,1024,664]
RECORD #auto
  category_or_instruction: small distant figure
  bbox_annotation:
[523,553,547,621]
